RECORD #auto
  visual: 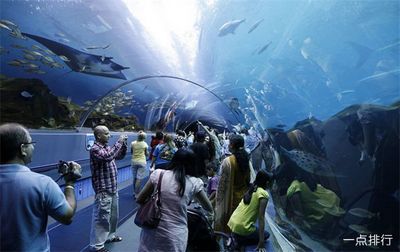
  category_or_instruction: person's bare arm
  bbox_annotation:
[136,179,154,204]
[257,198,268,251]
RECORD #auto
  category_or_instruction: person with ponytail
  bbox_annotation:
[136,148,213,251]
[215,134,256,233]
[228,170,273,252]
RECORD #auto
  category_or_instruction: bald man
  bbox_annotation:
[0,123,80,251]
[89,125,127,252]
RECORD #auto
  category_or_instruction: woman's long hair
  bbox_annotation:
[207,136,216,161]
[229,134,249,173]
[243,170,273,204]
[168,148,198,197]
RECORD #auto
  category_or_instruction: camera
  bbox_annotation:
[58,161,82,180]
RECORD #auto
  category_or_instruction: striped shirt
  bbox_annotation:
[90,141,127,194]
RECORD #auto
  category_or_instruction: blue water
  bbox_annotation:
[1,0,399,250]
[1,0,398,131]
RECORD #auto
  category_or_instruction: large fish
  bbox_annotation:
[218,19,245,37]
[280,147,338,177]
[21,33,129,79]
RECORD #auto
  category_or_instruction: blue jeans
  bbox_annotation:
[90,192,119,251]
[132,163,146,194]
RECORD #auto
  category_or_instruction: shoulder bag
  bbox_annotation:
[134,171,164,228]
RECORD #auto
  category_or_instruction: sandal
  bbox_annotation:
[106,236,123,243]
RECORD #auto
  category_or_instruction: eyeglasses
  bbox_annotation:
[22,141,36,146]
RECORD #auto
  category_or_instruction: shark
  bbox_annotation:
[218,19,245,37]
[21,33,129,79]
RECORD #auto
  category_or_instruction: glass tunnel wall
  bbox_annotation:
[0,0,399,250]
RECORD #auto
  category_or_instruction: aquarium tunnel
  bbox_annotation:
[0,0,399,251]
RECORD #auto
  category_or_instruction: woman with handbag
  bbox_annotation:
[136,148,213,252]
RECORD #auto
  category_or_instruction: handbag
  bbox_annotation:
[134,171,164,228]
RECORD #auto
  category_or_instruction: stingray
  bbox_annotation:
[22,32,129,79]
[280,147,340,177]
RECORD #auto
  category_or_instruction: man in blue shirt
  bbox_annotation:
[0,123,80,251]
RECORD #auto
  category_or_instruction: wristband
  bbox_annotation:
[65,185,75,190]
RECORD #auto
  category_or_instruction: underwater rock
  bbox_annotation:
[0,78,84,129]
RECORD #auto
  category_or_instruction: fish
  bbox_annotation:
[258,41,272,55]
[280,148,339,177]
[248,18,264,33]
[358,69,400,83]
[8,60,22,66]
[10,28,27,39]
[20,91,33,98]
[340,89,355,94]
[86,44,111,50]
[51,62,63,68]
[44,49,56,55]
[32,45,44,51]
[349,224,371,234]
[348,208,378,219]
[26,63,39,69]
[42,56,55,63]
[324,207,345,217]
[58,38,70,43]
[55,32,66,37]
[22,32,129,79]
[218,19,245,37]
[0,22,12,31]
[59,55,70,62]
[0,19,17,28]
[30,51,45,57]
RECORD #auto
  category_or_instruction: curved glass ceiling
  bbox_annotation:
[0,0,398,132]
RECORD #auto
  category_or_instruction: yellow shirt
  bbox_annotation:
[228,187,269,236]
[286,180,340,226]
[131,140,148,164]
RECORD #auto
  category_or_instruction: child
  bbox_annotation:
[206,161,219,206]
[227,170,273,252]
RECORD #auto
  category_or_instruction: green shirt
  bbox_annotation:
[286,180,340,226]
[228,187,269,236]
[131,140,148,164]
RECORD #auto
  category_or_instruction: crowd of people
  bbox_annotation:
[130,122,273,252]
[1,122,273,252]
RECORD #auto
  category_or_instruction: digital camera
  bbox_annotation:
[58,160,82,180]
